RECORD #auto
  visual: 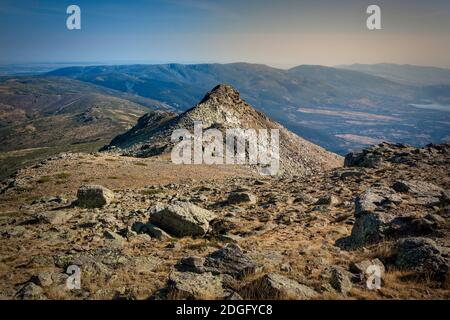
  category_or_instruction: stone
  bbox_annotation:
[394,237,449,281]
[315,195,340,206]
[392,180,445,206]
[77,185,114,208]
[346,187,438,246]
[355,187,402,216]
[150,201,217,237]
[35,211,74,225]
[349,211,439,247]
[176,256,206,273]
[204,243,259,279]
[132,222,172,240]
[330,267,353,295]
[166,271,227,300]
[30,272,53,287]
[350,258,385,279]
[227,192,257,205]
[103,230,125,243]
[240,273,317,300]
[16,283,47,300]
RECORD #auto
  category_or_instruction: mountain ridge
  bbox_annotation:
[103,84,343,177]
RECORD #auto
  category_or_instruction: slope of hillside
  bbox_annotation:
[0,77,168,179]
[102,84,343,176]
[0,141,448,300]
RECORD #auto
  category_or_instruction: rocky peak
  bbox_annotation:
[199,84,241,104]
[101,84,343,176]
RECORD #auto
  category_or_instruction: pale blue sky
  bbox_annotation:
[1,0,449,67]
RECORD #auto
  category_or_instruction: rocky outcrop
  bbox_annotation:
[345,142,450,169]
[101,84,343,176]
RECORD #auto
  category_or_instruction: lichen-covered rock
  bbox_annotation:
[204,243,259,279]
[330,266,353,295]
[240,273,317,300]
[166,271,227,300]
[355,187,402,215]
[393,237,449,281]
[35,211,74,225]
[77,185,114,208]
[346,187,439,246]
[392,180,445,207]
[16,283,47,300]
[150,201,217,237]
[227,192,257,205]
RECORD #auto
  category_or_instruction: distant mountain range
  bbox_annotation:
[47,63,450,154]
[339,63,450,86]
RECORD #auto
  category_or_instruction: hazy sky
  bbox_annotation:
[1,0,450,68]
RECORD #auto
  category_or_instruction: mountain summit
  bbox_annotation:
[102,84,343,176]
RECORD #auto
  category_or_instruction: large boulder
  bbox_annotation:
[355,187,402,215]
[240,273,317,300]
[76,185,114,208]
[150,201,217,237]
[392,180,445,207]
[347,187,438,246]
[393,237,449,281]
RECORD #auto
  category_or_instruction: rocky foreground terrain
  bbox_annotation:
[0,142,449,300]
